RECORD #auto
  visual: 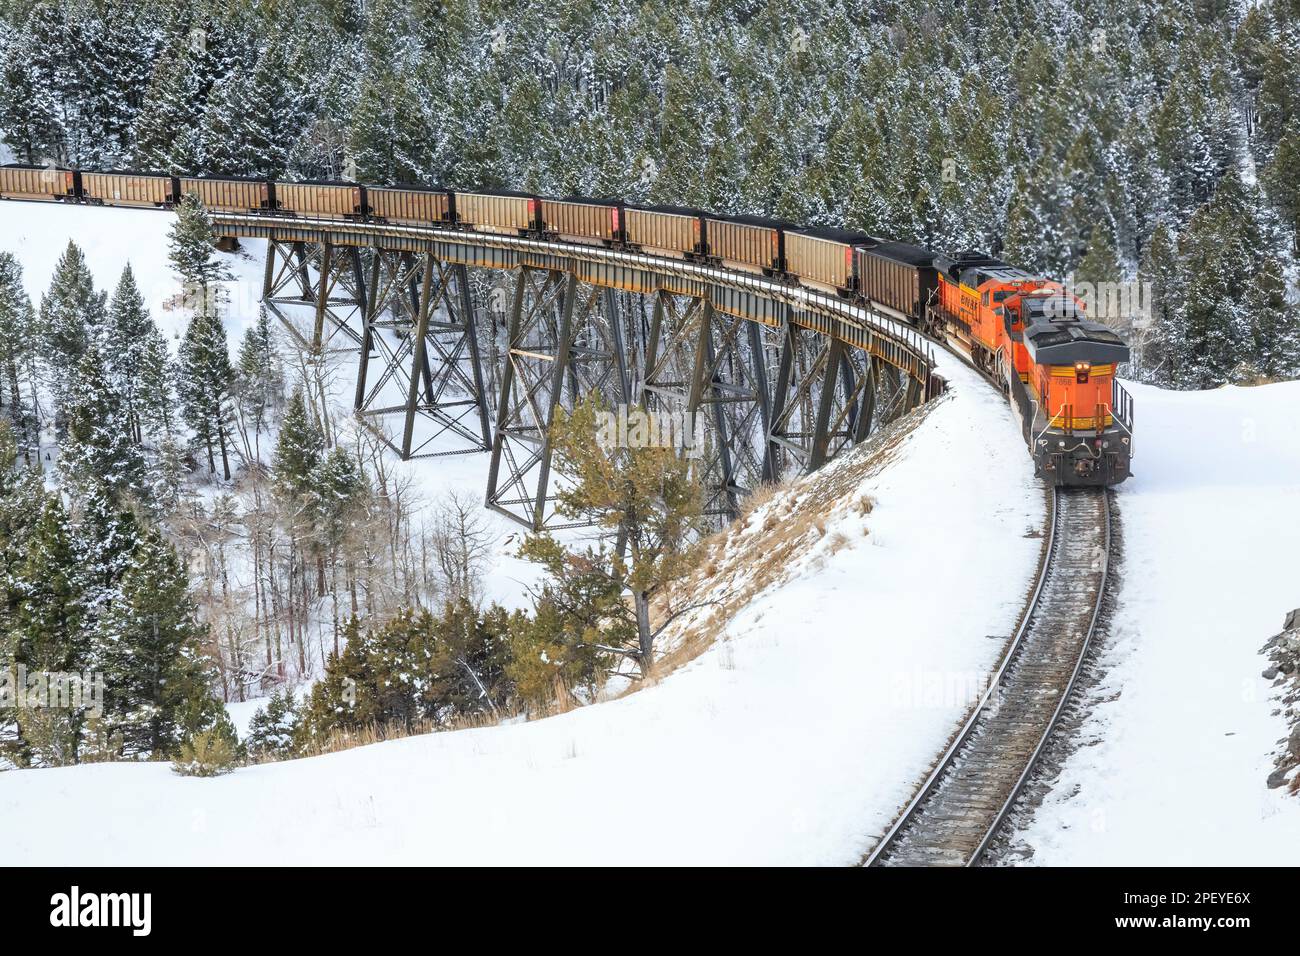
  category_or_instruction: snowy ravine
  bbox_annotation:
[0,344,1045,864]
[0,200,544,617]
[1018,380,1300,865]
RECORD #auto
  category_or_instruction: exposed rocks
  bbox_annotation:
[1261,610,1300,792]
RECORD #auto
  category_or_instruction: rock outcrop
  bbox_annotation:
[1262,610,1300,790]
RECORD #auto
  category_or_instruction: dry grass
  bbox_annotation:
[642,400,938,682]
[265,707,524,763]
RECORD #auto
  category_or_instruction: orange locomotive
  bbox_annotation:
[930,252,1133,485]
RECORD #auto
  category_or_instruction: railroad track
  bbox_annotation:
[865,485,1111,866]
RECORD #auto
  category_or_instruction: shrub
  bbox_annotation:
[173,712,241,777]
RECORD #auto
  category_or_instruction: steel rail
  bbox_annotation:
[862,485,1110,866]
[966,488,1110,865]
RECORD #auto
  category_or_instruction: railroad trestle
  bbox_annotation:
[229,215,941,530]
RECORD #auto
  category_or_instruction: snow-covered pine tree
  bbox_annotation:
[1139,222,1186,387]
[1245,256,1300,382]
[132,37,207,173]
[104,265,155,445]
[177,310,235,481]
[272,386,324,502]
[97,525,215,758]
[58,341,146,501]
[137,324,179,442]
[0,253,39,461]
[246,688,300,759]
[3,495,84,766]
[39,241,106,431]
[0,18,62,163]
[235,306,284,438]
[168,192,231,306]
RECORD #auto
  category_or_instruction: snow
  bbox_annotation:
[0,354,1046,865]
[1018,379,1300,864]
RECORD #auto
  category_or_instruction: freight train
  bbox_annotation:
[0,164,1133,485]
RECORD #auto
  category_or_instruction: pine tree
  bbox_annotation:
[97,526,214,757]
[178,311,235,480]
[272,387,324,502]
[132,38,206,173]
[104,265,155,445]
[235,306,283,437]
[39,241,105,427]
[0,19,62,163]
[1261,121,1300,252]
[58,341,146,501]
[137,325,179,442]
[521,394,703,677]
[246,688,300,759]
[168,193,231,307]
[1139,222,1185,386]
[1246,256,1300,381]
[0,253,38,460]
[3,496,84,766]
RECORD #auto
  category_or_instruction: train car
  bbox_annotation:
[80,171,175,207]
[274,181,364,220]
[367,184,454,226]
[0,164,77,202]
[455,190,540,236]
[855,241,938,323]
[541,197,623,246]
[178,175,270,214]
[1018,293,1133,485]
[704,214,787,275]
[785,226,872,294]
[931,251,1035,373]
[623,204,704,259]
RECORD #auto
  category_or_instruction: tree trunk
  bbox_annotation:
[634,589,654,678]
[217,420,231,481]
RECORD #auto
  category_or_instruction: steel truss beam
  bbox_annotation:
[352,250,492,459]
[641,290,772,522]
[248,223,938,532]
[766,312,915,479]
[262,239,364,353]
[485,267,639,530]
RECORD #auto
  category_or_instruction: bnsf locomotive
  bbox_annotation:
[0,164,1133,486]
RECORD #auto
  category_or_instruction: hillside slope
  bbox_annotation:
[0,355,1044,865]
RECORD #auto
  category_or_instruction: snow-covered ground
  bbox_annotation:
[1019,380,1300,864]
[0,346,1046,864]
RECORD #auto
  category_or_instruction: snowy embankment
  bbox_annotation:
[1019,380,1300,865]
[0,341,1044,864]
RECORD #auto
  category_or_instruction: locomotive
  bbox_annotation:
[0,164,1133,486]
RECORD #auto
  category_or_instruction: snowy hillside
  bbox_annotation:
[1017,380,1300,865]
[0,354,1046,865]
